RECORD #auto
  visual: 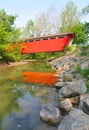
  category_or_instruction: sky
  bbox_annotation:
[0,0,89,27]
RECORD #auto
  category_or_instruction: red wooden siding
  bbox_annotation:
[21,35,72,54]
[21,33,75,54]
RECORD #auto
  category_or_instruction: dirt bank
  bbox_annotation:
[0,61,29,68]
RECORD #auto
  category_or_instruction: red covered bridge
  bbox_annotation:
[9,32,75,54]
[21,32,75,54]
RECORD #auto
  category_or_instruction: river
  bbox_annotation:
[0,61,58,130]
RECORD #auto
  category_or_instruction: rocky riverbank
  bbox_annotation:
[40,47,89,130]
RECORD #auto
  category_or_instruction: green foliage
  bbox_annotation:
[70,23,88,44]
[75,64,82,73]
[9,44,22,61]
[76,64,89,80]
[59,1,88,44]
[80,45,89,56]
[22,52,64,60]
[84,22,89,34]
[82,68,89,80]
[86,82,89,91]
[82,4,89,41]
[0,9,20,44]
[0,44,22,63]
[82,4,89,15]
[0,9,21,63]
[65,45,75,51]
[0,44,12,63]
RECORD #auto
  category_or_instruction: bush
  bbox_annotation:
[22,51,64,60]
[0,44,22,63]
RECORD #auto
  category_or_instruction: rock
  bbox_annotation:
[81,61,89,70]
[79,94,89,115]
[63,64,70,71]
[55,82,64,88]
[75,73,83,79]
[69,69,76,74]
[58,108,89,130]
[58,82,87,100]
[69,96,80,105]
[51,60,62,69]
[57,66,63,72]
[40,104,61,125]
[63,73,73,81]
[60,99,72,112]
[57,78,64,82]
[70,62,77,69]
[71,57,77,62]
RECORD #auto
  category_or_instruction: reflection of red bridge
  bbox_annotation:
[21,32,75,54]
[10,71,57,85]
[22,71,57,85]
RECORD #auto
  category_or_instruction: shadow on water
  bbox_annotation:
[0,61,58,130]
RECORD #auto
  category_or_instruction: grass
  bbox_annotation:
[80,45,89,56]
[86,82,89,91]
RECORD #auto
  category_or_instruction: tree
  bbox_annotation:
[26,19,34,37]
[59,1,88,44]
[34,12,49,36]
[21,19,34,39]
[21,5,60,37]
[34,5,59,36]
[82,4,89,38]
[82,4,89,15]
[84,22,89,35]
[70,22,88,44]
[0,9,20,44]
[60,0,80,33]
[0,9,21,63]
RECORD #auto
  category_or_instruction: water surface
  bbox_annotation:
[0,61,58,130]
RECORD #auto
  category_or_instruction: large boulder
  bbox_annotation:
[58,82,87,100]
[58,108,89,130]
[79,94,89,115]
[40,104,61,125]
[59,99,72,112]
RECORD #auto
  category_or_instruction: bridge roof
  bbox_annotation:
[25,32,75,42]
